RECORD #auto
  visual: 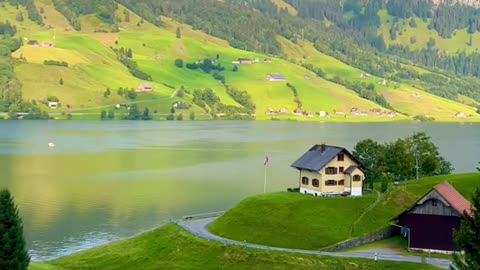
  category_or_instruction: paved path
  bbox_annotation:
[177,217,452,269]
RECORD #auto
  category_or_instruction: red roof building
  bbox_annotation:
[394,181,471,253]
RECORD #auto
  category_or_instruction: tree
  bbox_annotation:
[189,111,195,120]
[174,59,183,68]
[477,161,480,172]
[0,189,30,270]
[107,111,114,120]
[141,107,151,120]
[176,27,181,38]
[232,65,238,72]
[59,78,64,85]
[353,139,385,187]
[176,88,185,98]
[170,107,176,114]
[100,110,107,120]
[452,188,480,270]
[176,113,183,120]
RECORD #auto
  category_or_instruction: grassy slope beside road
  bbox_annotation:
[210,173,480,251]
[29,224,440,270]
[209,192,377,250]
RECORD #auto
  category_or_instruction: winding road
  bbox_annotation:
[177,217,452,269]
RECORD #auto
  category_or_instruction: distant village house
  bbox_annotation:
[266,73,286,82]
[136,84,154,93]
[334,109,345,116]
[48,102,59,109]
[393,182,471,253]
[291,144,365,197]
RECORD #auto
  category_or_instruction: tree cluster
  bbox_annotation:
[352,132,453,188]
[3,0,43,25]
[51,0,118,30]
[114,47,151,81]
[0,21,16,36]
[225,86,255,114]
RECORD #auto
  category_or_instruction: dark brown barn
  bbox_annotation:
[393,182,471,253]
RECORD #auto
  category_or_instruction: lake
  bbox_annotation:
[0,121,479,261]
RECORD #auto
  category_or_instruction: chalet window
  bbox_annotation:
[325,180,337,186]
[325,167,338,175]
[432,200,437,206]
[302,177,309,185]
[312,179,319,187]
[337,154,345,161]
[338,180,345,185]
[353,175,362,182]
[339,167,344,173]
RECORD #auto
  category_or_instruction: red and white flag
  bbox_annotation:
[263,155,269,166]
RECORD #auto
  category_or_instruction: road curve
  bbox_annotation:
[177,217,451,269]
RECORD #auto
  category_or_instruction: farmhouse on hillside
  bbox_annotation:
[136,84,154,93]
[291,144,365,197]
[393,182,471,253]
[266,73,286,82]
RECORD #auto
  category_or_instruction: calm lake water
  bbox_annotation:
[0,121,479,261]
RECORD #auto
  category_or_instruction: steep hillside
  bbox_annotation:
[1,0,480,121]
[278,37,480,119]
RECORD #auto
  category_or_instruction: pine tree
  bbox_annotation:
[452,188,480,269]
[0,190,30,270]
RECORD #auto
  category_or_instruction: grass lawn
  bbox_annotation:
[352,173,480,237]
[209,192,378,250]
[210,173,480,251]
[29,224,440,270]
[345,236,455,260]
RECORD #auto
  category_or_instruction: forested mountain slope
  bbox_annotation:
[0,0,479,121]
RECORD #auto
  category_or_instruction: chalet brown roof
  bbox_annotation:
[434,182,472,215]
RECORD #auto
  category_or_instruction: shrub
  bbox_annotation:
[174,59,183,68]
[166,114,174,120]
[176,113,183,121]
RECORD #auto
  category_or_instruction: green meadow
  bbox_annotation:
[29,224,439,270]
[210,173,480,250]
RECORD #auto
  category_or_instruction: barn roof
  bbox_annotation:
[291,144,363,172]
[434,182,472,215]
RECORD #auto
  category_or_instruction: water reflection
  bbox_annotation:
[0,121,478,260]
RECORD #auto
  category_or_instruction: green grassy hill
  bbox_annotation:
[278,37,480,120]
[2,0,479,121]
[29,224,439,270]
[378,10,480,55]
[210,173,480,250]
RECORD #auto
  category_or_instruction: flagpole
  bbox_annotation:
[263,153,268,193]
[264,163,267,193]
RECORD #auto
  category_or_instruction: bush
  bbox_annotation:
[174,58,183,68]
[189,111,195,120]
[166,114,174,120]
[44,60,69,67]
[176,113,183,120]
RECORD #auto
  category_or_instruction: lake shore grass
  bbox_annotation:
[29,224,441,270]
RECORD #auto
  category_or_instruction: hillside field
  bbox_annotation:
[1,1,479,121]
